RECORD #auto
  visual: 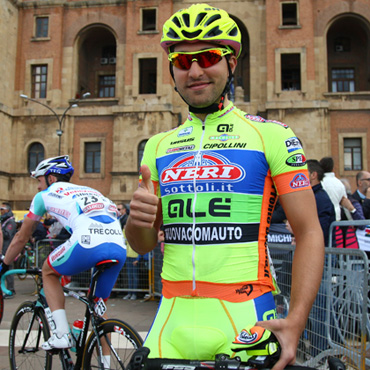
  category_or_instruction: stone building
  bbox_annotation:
[0,0,369,209]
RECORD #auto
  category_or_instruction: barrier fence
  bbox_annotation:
[34,219,369,369]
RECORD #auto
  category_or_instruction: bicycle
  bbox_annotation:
[128,346,346,370]
[1,259,144,370]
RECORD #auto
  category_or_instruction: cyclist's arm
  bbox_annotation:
[3,217,38,265]
[126,165,162,255]
[258,189,325,370]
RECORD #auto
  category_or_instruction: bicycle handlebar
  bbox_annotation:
[1,268,41,295]
[128,346,316,370]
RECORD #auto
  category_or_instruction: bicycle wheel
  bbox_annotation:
[9,301,52,370]
[82,318,143,369]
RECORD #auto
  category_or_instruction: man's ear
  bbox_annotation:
[48,174,58,184]
[228,55,237,74]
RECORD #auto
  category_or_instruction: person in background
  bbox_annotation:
[1,202,17,298]
[319,157,354,222]
[352,171,370,219]
[117,203,129,229]
[122,230,139,301]
[307,160,336,246]
[306,159,336,355]
[334,178,366,249]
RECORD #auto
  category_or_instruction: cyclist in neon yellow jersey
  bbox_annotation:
[126,4,324,370]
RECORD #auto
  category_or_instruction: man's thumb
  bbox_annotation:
[140,165,154,194]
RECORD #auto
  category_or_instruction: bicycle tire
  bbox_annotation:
[9,301,52,370]
[82,318,143,370]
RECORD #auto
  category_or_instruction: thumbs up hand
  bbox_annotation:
[129,165,159,229]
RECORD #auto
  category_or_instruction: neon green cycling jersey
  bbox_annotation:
[141,102,310,302]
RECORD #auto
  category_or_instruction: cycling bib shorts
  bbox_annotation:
[144,292,276,360]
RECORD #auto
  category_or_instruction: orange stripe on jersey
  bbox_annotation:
[273,169,311,196]
[258,171,277,285]
[162,279,274,302]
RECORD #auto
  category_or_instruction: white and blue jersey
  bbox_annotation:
[28,182,126,299]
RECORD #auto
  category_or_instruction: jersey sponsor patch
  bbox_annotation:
[285,137,302,152]
[163,223,259,245]
[286,153,306,167]
[289,173,310,189]
[177,126,193,137]
[166,145,195,154]
[160,151,245,185]
[209,134,240,142]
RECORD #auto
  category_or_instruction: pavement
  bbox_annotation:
[0,276,159,370]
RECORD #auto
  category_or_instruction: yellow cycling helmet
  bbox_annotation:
[161,3,242,58]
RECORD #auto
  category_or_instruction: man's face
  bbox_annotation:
[0,205,7,216]
[117,205,126,216]
[36,176,49,192]
[172,41,237,109]
[358,171,370,194]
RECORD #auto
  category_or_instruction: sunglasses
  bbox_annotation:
[168,48,232,70]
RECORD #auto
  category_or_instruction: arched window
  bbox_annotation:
[28,143,45,172]
[138,140,148,170]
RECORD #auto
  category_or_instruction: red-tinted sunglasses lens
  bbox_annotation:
[171,50,223,70]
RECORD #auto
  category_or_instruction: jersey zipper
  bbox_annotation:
[191,119,206,292]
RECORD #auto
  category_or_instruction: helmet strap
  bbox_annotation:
[44,175,50,188]
[170,58,234,114]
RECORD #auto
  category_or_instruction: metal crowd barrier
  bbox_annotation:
[270,243,369,369]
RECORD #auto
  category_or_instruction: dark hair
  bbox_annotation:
[52,173,72,183]
[356,171,367,186]
[1,202,11,211]
[319,157,334,173]
[307,159,324,181]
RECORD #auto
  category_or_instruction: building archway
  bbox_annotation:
[76,25,117,99]
[327,15,370,92]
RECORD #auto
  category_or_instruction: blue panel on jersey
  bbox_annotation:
[157,149,268,196]
[90,215,115,224]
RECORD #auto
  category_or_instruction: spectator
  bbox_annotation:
[306,160,336,356]
[320,157,349,221]
[0,202,17,298]
[307,160,336,246]
[352,171,370,219]
[30,220,48,245]
[117,202,129,229]
[333,178,366,250]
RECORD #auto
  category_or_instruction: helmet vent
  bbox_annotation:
[167,28,181,39]
[181,30,202,39]
[195,12,207,26]
[182,13,190,27]
[204,26,222,38]
[228,26,239,37]
[171,16,181,28]
[204,14,221,26]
